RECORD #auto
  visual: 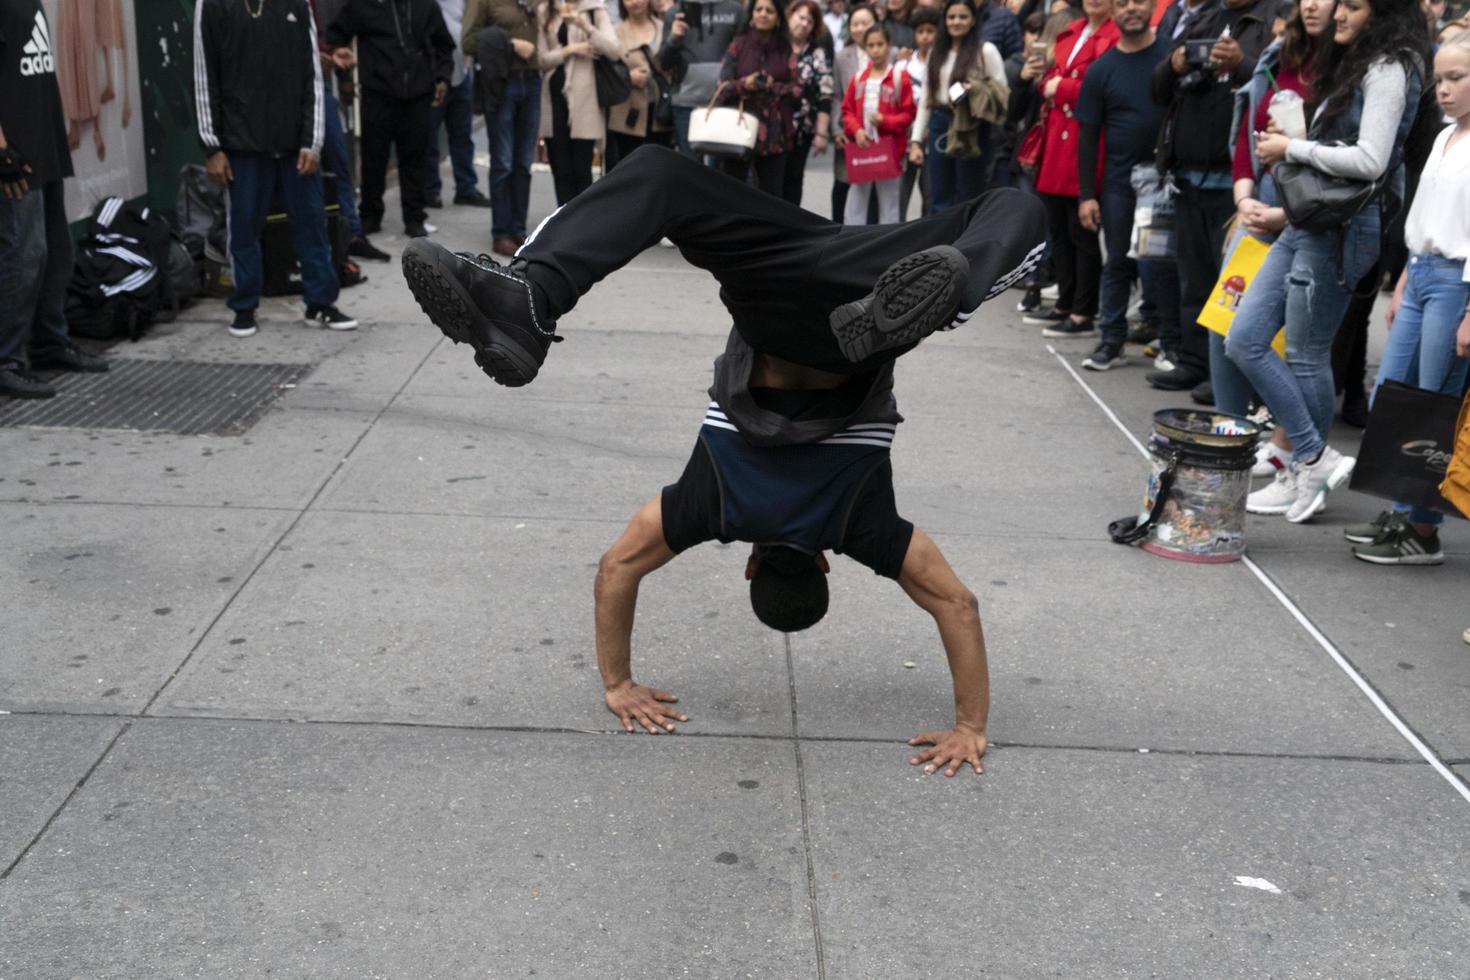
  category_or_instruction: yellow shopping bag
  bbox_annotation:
[1197,234,1287,357]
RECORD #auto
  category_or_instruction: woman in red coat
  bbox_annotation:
[1024,0,1117,337]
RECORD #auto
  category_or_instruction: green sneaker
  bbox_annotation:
[1343,510,1403,544]
[1352,522,1444,566]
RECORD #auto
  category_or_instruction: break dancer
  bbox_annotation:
[401,144,1044,776]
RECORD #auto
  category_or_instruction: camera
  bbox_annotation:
[1183,37,1217,67]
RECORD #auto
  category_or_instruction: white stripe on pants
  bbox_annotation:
[844,178,901,226]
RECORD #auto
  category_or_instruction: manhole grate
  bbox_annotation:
[0,359,313,435]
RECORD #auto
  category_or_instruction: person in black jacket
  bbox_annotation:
[327,0,455,238]
[1146,0,1272,393]
[194,0,356,337]
[0,0,108,398]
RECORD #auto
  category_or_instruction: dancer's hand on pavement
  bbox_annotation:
[606,681,688,734]
[296,149,320,176]
[908,725,987,777]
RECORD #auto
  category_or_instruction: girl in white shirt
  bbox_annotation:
[1348,32,1470,563]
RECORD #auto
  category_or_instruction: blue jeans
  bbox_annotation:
[490,73,541,239]
[1209,175,1281,415]
[1226,207,1382,462]
[225,151,339,312]
[1097,175,1137,348]
[0,180,70,369]
[926,108,992,214]
[427,73,480,199]
[1371,252,1470,524]
[320,88,362,237]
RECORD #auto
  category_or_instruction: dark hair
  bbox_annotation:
[866,22,894,41]
[1278,0,1333,71]
[787,0,830,44]
[912,6,943,29]
[928,0,987,106]
[744,0,794,45]
[749,547,829,633]
[881,0,919,23]
[1315,0,1430,121]
[1022,10,1046,32]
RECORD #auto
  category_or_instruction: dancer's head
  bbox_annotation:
[747,546,830,633]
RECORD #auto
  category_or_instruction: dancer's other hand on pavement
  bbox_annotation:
[908,724,988,776]
[605,680,688,734]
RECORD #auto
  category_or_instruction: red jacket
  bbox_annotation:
[1035,18,1119,197]
[841,63,916,163]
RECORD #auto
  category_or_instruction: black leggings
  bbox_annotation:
[1040,191,1100,318]
[520,145,1047,373]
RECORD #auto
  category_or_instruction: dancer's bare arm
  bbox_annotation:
[594,497,688,733]
[897,528,991,776]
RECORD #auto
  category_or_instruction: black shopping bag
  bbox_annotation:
[1349,380,1463,515]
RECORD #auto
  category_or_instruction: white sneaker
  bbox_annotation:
[1286,446,1355,523]
[1247,466,1298,515]
[1252,440,1289,478]
[1041,283,1060,302]
[1153,350,1177,372]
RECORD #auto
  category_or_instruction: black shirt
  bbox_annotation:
[1075,37,1168,194]
[0,0,70,184]
[661,388,915,579]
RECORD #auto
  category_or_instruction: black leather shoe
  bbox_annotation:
[1146,365,1208,391]
[1190,380,1215,406]
[0,365,57,398]
[31,344,108,373]
[404,223,430,239]
[348,236,391,262]
[426,195,444,209]
[829,246,968,363]
[402,240,559,387]
[454,191,492,207]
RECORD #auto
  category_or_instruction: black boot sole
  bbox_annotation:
[829,246,969,364]
[401,241,541,388]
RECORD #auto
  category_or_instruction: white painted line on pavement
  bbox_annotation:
[1046,344,1470,807]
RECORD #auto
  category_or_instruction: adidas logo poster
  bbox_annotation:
[21,10,54,77]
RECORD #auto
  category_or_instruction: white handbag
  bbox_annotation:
[688,82,758,160]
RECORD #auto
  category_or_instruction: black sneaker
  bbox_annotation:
[1016,284,1042,313]
[1041,317,1096,338]
[361,217,382,235]
[828,245,968,364]
[454,191,492,207]
[0,365,56,399]
[304,305,358,331]
[426,195,444,209]
[401,240,560,387]
[1146,365,1208,391]
[1021,307,1068,327]
[30,343,108,373]
[404,223,430,239]
[1190,380,1215,406]
[348,236,391,262]
[229,309,259,338]
[1081,343,1125,371]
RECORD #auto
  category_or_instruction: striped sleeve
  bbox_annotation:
[193,0,224,149]
[302,0,325,154]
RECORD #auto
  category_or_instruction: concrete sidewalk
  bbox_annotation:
[3,151,1469,979]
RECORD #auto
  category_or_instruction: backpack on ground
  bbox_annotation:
[66,197,172,340]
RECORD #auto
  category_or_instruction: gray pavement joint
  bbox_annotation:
[0,707,1439,765]
[785,632,827,980]
[1,720,132,881]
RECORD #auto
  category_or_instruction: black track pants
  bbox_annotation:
[519,145,1046,373]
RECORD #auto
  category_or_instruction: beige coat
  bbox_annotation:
[607,17,669,137]
[537,0,622,141]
